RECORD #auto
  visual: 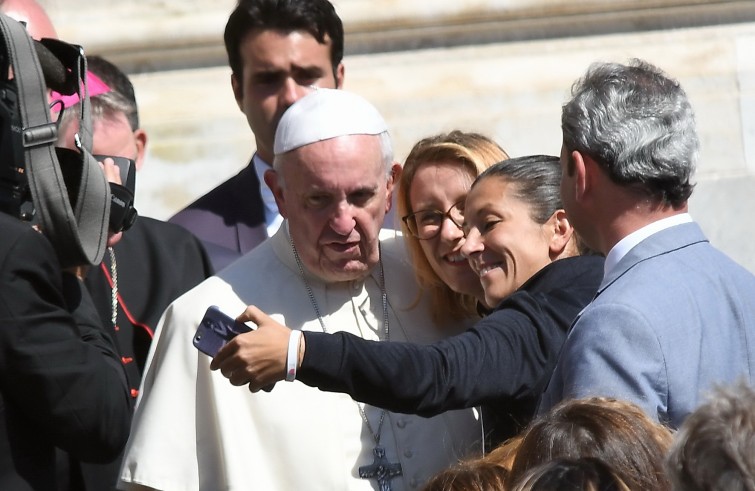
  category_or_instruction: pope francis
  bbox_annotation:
[118,89,481,491]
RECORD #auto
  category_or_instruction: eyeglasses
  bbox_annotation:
[402,201,465,240]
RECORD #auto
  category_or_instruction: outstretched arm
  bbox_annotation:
[211,290,573,416]
[297,294,566,416]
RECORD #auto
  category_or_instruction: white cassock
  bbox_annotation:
[119,224,481,491]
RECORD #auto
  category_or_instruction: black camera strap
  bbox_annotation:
[0,14,109,267]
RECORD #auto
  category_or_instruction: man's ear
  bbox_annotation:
[264,168,287,218]
[384,162,402,214]
[334,63,345,89]
[571,150,590,203]
[231,73,243,112]
[133,129,148,172]
[545,209,575,259]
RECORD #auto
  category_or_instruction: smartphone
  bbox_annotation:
[193,305,252,357]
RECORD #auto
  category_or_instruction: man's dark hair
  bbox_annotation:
[86,55,139,130]
[473,155,562,226]
[223,0,343,80]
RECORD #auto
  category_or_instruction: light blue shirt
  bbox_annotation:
[603,213,693,278]
[252,154,283,237]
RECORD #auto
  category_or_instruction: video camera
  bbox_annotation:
[0,14,137,267]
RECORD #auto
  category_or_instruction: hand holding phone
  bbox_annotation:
[193,306,252,357]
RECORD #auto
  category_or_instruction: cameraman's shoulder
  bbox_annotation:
[0,211,26,235]
[0,213,51,256]
[0,214,63,299]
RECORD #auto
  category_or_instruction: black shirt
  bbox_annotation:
[0,214,131,490]
[299,255,604,446]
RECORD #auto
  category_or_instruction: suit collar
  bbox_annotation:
[598,221,708,293]
[252,153,283,236]
[603,213,693,277]
[230,157,269,253]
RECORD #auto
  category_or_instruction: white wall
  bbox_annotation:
[41,0,755,270]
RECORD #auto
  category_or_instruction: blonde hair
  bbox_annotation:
[487,435,524,471]
[421,434,521,491]
[421,457,510,491]
[398,130,509,323]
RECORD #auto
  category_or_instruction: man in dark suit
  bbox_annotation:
[539,59,755,426]
[169,0,345,271]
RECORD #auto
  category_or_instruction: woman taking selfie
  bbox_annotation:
[212,154,603,446]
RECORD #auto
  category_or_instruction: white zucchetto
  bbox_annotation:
[274,88,388,155]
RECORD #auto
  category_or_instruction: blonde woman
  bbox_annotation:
[397,131,508,324]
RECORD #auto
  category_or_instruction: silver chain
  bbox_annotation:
[361,406,387,445]
[289,234,389,445]
[108,246,118,327]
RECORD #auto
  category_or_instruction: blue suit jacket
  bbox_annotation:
[540,221,755,427]
[168,160,267,271]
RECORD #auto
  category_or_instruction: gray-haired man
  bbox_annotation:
[540,59,755,427]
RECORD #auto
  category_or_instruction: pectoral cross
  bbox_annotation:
[358,445,403,491]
